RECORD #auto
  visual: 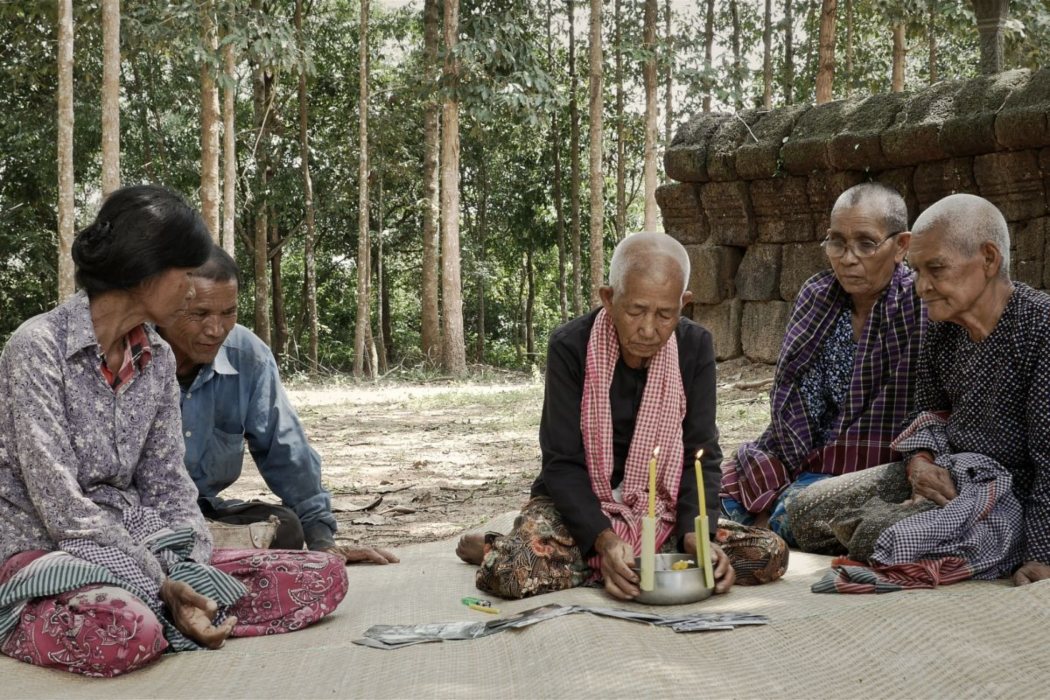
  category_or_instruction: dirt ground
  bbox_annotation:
[224,358,775,550]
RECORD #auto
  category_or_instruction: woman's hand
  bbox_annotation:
[159,578,237,649]
[595,529,640,600]
[683,533,735,594]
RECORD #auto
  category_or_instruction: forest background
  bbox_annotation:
[2,0,1048,377]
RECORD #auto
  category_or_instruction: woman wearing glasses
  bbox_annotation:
[718,182,926,554]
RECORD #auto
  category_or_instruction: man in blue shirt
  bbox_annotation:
[157,245,398,565]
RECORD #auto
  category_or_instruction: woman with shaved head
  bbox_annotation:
[721,183,926,551]
[458,232,789,599]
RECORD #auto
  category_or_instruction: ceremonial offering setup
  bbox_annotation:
[633,446,714,605]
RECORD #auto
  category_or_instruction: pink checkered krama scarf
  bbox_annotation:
[581,308,686,567]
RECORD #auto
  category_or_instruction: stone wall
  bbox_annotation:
[658,68,1050,363]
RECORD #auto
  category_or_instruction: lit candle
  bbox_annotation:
[695,448,706,518]
[695,448,715,589]
[648,446,660,519]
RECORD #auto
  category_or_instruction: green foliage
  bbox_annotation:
[1,0,1047,369]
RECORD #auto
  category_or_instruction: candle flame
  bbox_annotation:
[652,446,660,457]
[696,448,704,460]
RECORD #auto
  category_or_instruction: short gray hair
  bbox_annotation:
[831,182,909,235]
[912,193,1011,278]
[607,231,691,296]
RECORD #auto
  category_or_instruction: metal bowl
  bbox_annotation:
[631,553,714,605]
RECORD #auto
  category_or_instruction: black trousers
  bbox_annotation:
[198,499,305,550]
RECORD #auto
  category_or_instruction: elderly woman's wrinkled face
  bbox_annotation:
[907,225,997,324]
[600,260,691,369]
[139,267,197,326]
[825,202,908,302]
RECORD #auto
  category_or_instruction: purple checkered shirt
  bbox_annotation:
[721,264,926,513]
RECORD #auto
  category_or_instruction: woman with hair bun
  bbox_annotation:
[0,185,347,677]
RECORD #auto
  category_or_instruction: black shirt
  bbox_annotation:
[531,309,723,556]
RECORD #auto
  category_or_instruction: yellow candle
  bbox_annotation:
[694,448,714,589]
[695,448,706,518]
[648,446,660,519]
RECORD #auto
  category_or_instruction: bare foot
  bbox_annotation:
[456,534,486,565]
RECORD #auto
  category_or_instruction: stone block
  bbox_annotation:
[995,67,1050,150]
[1043,234,1050,289]
[781,98,855,175]
[741,301,792,364]
[913,158,976,209]
[828,92,908,172]
[807,171,865,233]
[699,181,756,246]
[941,69,1029,156]
[686,244,743,304]
[735,244,783,301]
[665,112,734,182]
[1009,217,1047,262]
[692,299,743,361]
[882,80,964,166]
[1013,259,1043,289]
[973,150,1048,222]
[656,182,707,245]
[751,177,816,243]
[707,109,764,181]
[736,104,811,180]
[780,242,829,301]
[875,167,918,226]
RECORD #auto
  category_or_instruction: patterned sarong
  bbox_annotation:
[812,413,1023,593]
[580,308,686,570]
[0,528,246,652]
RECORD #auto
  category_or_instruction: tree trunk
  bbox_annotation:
[440,0,467,376]
[354,0,372,378]
[642,0,658,231]
[763,0,773,109]
[845,0,854,95]
[475,162,488,362]
[587,0,604,307]
[199,0,220,236]
[730,0,743,111]
[663,0,672,148]
[549,0,568,322]
[221,30,237,257]
[891,21,906,92]
[568,0,583,315]
[57,0,75,301]
[250,47,271,346]
[815,0,837,105]
[295,0,318,373]
[525,246,536,362]
[702,0,714,112]
[270,212,287,359]
[614,0,626,242]
[784,0,794,105]
[374,175,389,374]
[101,0,120,197]
[421,0,442,363]
[971,0,1008,75]
[928,1,938,84]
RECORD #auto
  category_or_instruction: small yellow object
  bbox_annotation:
[468,603,500,615]
[671,559,695,571]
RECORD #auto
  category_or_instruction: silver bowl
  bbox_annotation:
[631,552,714,605]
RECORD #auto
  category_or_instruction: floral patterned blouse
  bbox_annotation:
[0,291,211,599]
[797,307,857,445]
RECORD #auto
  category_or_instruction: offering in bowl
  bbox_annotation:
[631,552,714,605]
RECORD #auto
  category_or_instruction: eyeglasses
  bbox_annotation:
[821,231,903,259]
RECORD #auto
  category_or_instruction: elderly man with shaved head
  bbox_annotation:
[721,182,925,550]
[456,232,787,600]
[789,194,1050,590]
